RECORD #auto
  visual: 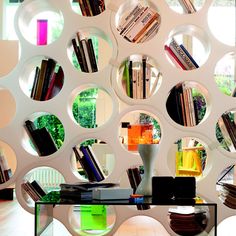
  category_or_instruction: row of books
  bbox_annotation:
[72,32,98,73]
[218,112,236,152]
[24,120,57,156]
[31,58,64,101]
[166,83,201,127]
[74,0,105,16]
[117,3,161,43]
[0,149,12,184]
[21,180,47,201]
[73,145,105,182]
[122,57,161,99]
[177,0,196,14]
[165,38,199,70]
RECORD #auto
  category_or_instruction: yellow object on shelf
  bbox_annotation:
[176,150,202,177]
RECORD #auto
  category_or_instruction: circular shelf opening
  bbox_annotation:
[71,139,115,182]
[22,113,65,156]
[116,215,168,234]
[208,0,235,46]
[216,164,236,210]
[165,25,210,70]
[21,166,65,207]
[0,88,16,128]
[168,137,209,179]
[71,0,106,16]
[19,56,64,101]
[0,140,17,184]
[71,86,113,128]
[69,205,116,236]
[168,205,210,235]
[119,110,161,152]
[166,81,207,127]
[214,52,235,97]
[165,0,205,14]
[16,0,64,45]
[216,110,236,153]
[68,28,113,73]
[115,0,161,43]
[117,54,162,99]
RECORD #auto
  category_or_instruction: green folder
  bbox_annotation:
[80,205,107,230]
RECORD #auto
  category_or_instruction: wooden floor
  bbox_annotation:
[0,197,235,236]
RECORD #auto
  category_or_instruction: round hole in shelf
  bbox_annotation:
[119,110,161,152]
[214,52,235,97]
[167,137,209,180]
[70,0,107,16]
[168,205,211,235]
[69,205,116,236]
[208,0,235,46]
[165,0,205,14]
[0,88,16,128]
[117,54,162,99]
[21,166,65,208]
[71,86,113,128]
[22,112,65,157]
[116,215,168,234]
[115,0,161,44]
[19,56,64,101]
[166,81,207,127]
[16,0,64,45]
[216,109,236,153]
[165,25,210,69]
[216,164,236,210]
[67,28,113,73]
[71,139,115,182]
[0,140,17,183]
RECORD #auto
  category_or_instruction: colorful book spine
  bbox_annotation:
[180,44,199,68]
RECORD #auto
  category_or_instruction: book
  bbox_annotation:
[30,180,47,198]
[128,60,133,98]
[180,44,199,68]
[80,145,104,182]
[30,66,40,99]
[34,59,48,100]
[76,32,88,72]
[72,38,85,72]
[142,57,146,99]
[178,0,196,14]
[87,38,98,72]
[72,146,97,182]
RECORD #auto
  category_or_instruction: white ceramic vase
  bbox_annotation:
[135,144,159,196]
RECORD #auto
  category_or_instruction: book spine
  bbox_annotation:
[30,66,40,99]
[124,8,156,42]
[120,6,147,36]
[97,0,105,13]
[80,146,103,182]
[87,38,98,72]
[222,113,236,149]
[72,147,96,182]
[30,180,47,198]
[170,38,197,70]
[117,4,143,32]
[164,45,187,70]
[132,68,137,99]
[180,44,199,68]
[142,57,146,99]
[82,0,91,16]
[33,59,48,100]
[129,60,133,98]
[72,38,85,72]
[132,12,159,43]
[85,0,93,16]
[86,145,105,179]
[81,38,93,73]
[88,0,99,16]
[76,0,87,16]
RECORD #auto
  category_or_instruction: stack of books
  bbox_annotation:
[73,145,105,182]
[31,59,64,101]
[74,0,105,16]
[166,82,202,126]
[169,208,208,235]
[117,4,161,43]
[21,180,47,201]
[121,56,161,99]
[165,38,199,70]
[218,183,236,209]
[71,32,98,73]
[218,112,236,152]
[0,149,12,184]
[24,120,58,156]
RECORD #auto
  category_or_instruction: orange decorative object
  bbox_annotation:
[127,124,153,151]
